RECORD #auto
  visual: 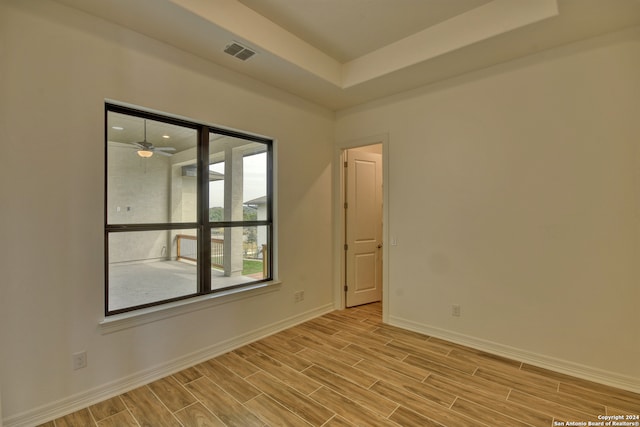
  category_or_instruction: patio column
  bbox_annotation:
[223,146,243,277]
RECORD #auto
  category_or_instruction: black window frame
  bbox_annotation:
[104,103,274,316]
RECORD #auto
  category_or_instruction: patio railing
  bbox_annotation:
[176,235,267,277]
[176,234,224,269]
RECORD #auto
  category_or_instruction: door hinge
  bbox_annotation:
[344,244,348,250]
[344,202,348,209]
[344,285,348,292]
[344,161,348,168]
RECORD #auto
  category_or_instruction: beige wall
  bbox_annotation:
[337,27,640,389]
[0,0,334,423]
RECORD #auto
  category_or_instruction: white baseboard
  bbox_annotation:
[389,315,640,394]
[4,303,334,427]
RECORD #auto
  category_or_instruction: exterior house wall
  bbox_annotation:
[107,146,173,263]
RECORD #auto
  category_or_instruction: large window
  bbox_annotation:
[105,104,273,315]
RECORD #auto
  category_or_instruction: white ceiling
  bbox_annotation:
[236,0,493,62]
[54,0,640,110]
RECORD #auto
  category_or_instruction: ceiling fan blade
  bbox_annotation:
[133,141,150,149]
[108,141,138,149]
[154,150,173,157]
[154,147,176,151]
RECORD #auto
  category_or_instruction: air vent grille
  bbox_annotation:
[224,42,257,61]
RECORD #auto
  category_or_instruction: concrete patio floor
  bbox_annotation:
[108,260,259,312]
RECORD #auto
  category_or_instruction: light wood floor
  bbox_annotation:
[39,303,639,426]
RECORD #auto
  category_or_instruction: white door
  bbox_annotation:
[345,149,382,307]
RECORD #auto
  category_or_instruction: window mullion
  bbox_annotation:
[198,125,211,293]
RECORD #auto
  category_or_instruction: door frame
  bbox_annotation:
[333,133,389,322]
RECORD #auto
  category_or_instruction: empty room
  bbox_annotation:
[1,0,638,426]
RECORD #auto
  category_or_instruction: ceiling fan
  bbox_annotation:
[113,119,176,158]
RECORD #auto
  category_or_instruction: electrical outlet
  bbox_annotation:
[72,351,87,370]
[452,304,461,317]
[294,290,305,303]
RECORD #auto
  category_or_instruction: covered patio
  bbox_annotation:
[108,260,263,312]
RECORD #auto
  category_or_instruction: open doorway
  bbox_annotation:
[343,144,383,307]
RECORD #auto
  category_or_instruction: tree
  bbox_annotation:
[209,207,223,221]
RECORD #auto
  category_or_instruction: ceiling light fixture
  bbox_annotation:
[137,150,153,158]
[112,126,124,130]
[162,135,170,139]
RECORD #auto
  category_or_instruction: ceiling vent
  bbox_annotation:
[224,41,256,61]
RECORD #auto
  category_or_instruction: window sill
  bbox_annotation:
[99,280,282,334]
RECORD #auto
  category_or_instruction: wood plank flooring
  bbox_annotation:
[39,303,639,426]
